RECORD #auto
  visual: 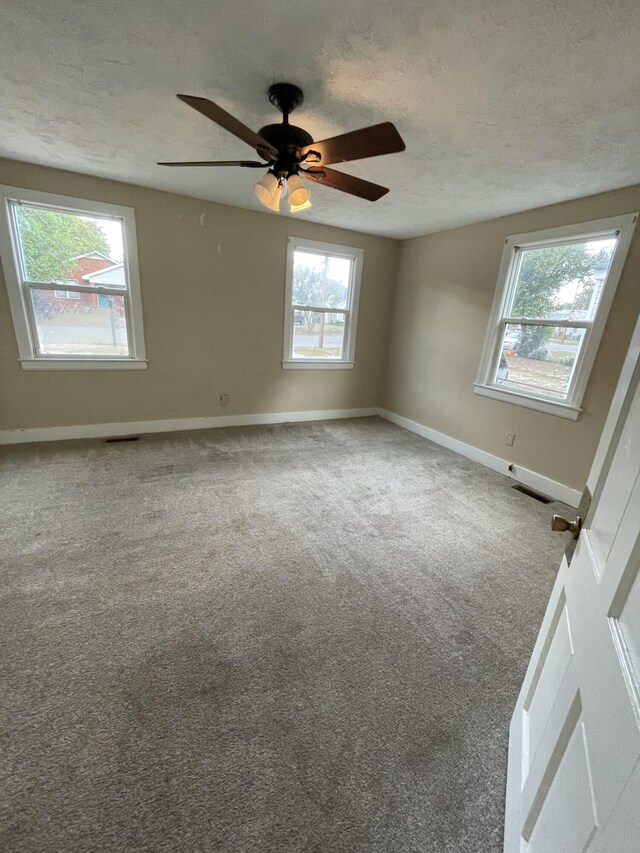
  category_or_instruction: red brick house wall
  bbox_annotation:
[39,254,116,310]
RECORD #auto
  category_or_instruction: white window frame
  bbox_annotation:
[282,236,363,370]
[0,185,147,370]
[474,213,637,420]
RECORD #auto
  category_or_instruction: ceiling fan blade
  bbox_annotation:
[303,167,389,201]
[176,94,278,161]
[157,160,265,167]
[298,122,405,166]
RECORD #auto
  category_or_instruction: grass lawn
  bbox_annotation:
[503,354,572,398]
[293,347,342,358]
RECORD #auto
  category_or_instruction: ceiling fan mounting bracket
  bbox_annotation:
[300,167,326,180]
[267,83,304,118]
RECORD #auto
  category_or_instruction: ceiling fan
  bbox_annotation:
[158,82,406,213]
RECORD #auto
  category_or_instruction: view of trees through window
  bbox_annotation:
[291,249,351,359]
[496,236,616,399]
[16,207,111,282]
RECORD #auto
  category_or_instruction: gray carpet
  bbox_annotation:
[0,417,569,853]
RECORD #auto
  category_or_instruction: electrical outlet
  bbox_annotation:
[505,433,515,447]
[220,393,230,406]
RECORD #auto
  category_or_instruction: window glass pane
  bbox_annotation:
[29,289,129,357]
[292,311,345,359]
[292,249,351,309]
[11,203,125,286]
[495,323,586,400]
[508,237,616,321]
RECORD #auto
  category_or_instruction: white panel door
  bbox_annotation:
[504,317,640,853]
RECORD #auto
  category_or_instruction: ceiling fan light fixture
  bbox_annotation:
[290,199,312,213]
[254,171,279,207]
[264,184,282,212]
[287,173,311,207]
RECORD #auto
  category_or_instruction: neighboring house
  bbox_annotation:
[81,263,126,309]
[41,251,125,315]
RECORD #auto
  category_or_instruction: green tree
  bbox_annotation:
[16,207,110,282]
[512,244,609,358]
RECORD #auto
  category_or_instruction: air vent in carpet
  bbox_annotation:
[105,436,140,443]
[512,484,552,504]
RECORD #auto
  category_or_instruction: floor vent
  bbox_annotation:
[512,484,552,504]
[105,435,140,443]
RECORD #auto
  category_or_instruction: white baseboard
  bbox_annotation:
[377,408,581,508]
[0,407,378,446]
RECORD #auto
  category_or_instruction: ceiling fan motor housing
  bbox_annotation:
[257,123,315,175]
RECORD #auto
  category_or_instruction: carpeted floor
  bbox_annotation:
[0,417,569,853]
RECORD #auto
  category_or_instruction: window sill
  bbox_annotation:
[473,383,582,420]
[19,358,148,371]
[282,360,354,370]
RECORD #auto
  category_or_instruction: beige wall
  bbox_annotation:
[0,159,400,430]
[383,184,640,492]
[3,157,639,495]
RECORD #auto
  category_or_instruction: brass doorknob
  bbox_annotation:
[551,514,582,539]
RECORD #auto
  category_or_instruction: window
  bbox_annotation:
[54,284,81,300]
[0,185,146,369]
[475,214,637,419]
[283,236,363,369]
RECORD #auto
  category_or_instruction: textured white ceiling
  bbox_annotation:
[1,0,639,239]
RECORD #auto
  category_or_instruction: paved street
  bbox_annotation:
[293,331,343,348]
